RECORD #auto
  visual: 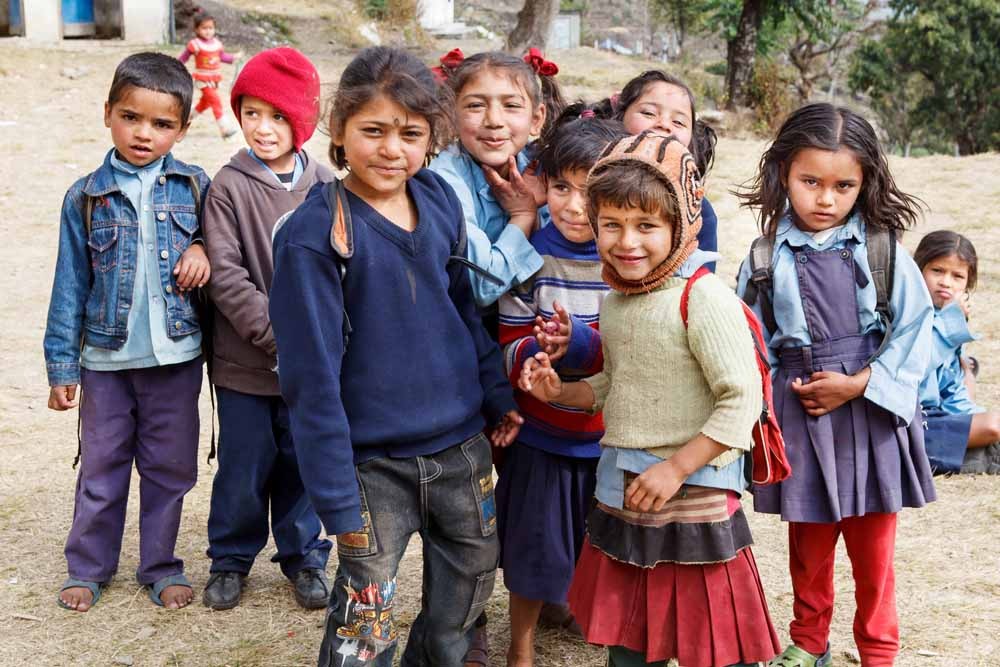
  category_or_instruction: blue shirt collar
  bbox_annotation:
[109,150,164,177]
[675,249,723,278]
[775,211,865,249]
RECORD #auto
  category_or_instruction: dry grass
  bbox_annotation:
[0,34,998,667]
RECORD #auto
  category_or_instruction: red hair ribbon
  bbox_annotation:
[523,47,558,76]
[580,109,595,118]
[431,48,465,83]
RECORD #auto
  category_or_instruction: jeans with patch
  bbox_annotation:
[318,433,499,667]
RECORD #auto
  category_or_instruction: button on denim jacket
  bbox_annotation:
[44,150,211,386]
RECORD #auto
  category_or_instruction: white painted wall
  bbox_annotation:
[122,0,168,43]
[23,1,62,41]
[419,0,454,29]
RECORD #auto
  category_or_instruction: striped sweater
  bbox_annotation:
[498,223,609,458]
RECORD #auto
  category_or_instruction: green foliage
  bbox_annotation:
[704,61,728,76]
[361,0,387,20]
[560,0,588,12]
[747,56,794,132]
[849,0,1000,155]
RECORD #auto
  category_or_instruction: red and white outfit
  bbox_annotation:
[179,37,235,124]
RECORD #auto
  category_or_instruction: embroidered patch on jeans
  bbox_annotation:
[479,474,496,528]
[335,578,398,660]
[338,511,372,550]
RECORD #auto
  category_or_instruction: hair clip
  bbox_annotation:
[580,109,596,119]
[431,48,465,83]
[523,47,558,76]
[610,93,621,112]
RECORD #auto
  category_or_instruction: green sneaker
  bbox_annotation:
[768,644,832,667]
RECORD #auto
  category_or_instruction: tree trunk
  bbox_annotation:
[725,0,765,110]
[506,0,560,54]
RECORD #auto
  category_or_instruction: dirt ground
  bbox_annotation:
[0,32,998,667]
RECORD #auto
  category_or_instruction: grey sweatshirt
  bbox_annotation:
[203,148,334,395]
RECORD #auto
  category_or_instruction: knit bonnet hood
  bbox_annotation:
[588,131,704,294]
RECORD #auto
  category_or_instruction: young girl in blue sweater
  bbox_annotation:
[269,47,523,667]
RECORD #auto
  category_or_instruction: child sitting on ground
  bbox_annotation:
[915,230,1000,475]
[522,132,780,667]
[201,46,335,612]
[44,52,211,612]
[496,104,626,667]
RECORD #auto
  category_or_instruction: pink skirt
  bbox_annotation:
[568,538,780,666]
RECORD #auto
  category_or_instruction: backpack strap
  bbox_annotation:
[740,235,778,335]
[680,266,711,327]
[446,219,504,287]
[864,225,897,365]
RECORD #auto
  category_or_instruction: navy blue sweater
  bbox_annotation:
[270,169,516,535]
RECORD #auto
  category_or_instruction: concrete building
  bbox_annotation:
[2,0,171,43]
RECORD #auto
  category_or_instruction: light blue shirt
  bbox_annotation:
[248,149,304,189]
[81,153,201,371]
[428,143,544,307]
[736,214,933,424]
[593,248,747,509]
[918,302,983,415]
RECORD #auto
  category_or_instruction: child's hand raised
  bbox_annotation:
[174,243,211,292]
[48,384,79,411]
[483,156,539,238]
[533,300,572,362]
[520,160,548,208]
[490,410,525,448]
[792,367,871,416]
[625,460,686,512]
[518,352,563,402]
[958,291,972,319]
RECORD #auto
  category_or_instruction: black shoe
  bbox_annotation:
[292,568,330,609]
[203,571,245,610]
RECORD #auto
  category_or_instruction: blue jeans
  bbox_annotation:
[207,388,331,578]
[318,433,499,667]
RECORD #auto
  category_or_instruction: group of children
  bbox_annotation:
[42,28,998,667]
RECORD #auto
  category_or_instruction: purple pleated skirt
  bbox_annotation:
[753,335,937,523]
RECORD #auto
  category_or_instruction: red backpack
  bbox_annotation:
[680,267,791,486]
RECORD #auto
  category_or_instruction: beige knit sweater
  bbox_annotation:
[582,273,760,467]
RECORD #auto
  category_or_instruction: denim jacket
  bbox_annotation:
[44,150,210,386]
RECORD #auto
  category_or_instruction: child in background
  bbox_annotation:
[603,70,719,271]
[915,230,1000,475]
[178,12,239,138]
[200,47,334,612]
[429,49,565,310]
[522,132,779,667]
[269,46,523,666]
[736,103,936,667]
[496,105,626,667]
[44,52,211,611]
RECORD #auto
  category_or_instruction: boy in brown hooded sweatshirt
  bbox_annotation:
[201,47,334,611]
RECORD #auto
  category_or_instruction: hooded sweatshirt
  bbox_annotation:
[202,148,334,395]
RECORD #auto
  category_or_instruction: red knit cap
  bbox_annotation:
[230,47,321,152]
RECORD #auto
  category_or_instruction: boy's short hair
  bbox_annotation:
[586,163,678,226]
[535,102,627,179]
[108,52,194,126]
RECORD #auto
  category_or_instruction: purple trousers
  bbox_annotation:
[66,359,202,585]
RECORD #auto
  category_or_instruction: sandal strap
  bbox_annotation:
[149,573,192,606]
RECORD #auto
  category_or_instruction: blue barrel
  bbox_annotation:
[9,0,23,33]
[62,0,96,37]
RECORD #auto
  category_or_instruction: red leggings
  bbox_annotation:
[195,84,223,120]
[788,514,898,667]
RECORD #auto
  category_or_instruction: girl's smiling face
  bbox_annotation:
[455,68,545,175]
[621,81,693,150]
[922,253,971,309]
[784,147,863,232]
[334,93,431,202]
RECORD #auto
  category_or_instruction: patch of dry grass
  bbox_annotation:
[1,34,998,667]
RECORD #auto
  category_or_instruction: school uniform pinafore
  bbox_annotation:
[753,242,937,523]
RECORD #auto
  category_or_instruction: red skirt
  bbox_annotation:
[568,538,780,667]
